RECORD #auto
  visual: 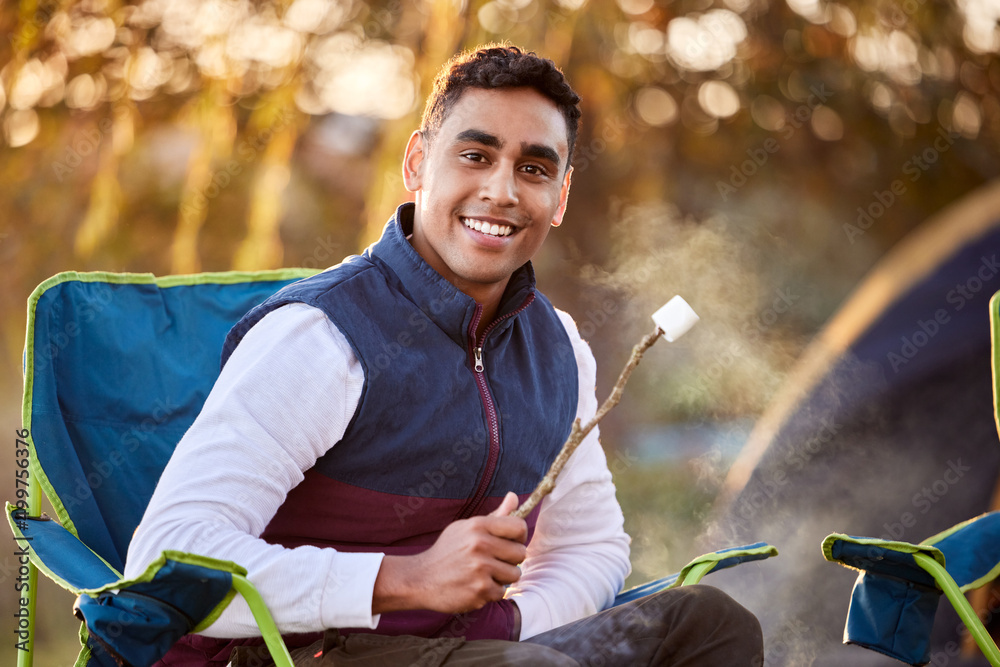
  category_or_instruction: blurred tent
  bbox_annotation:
[704,178,1000,666]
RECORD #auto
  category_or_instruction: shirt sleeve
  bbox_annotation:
[504,309,632,639]
[124,303,382,637]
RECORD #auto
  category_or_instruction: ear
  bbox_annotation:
[402,131,426,192]
[551,166,573,227]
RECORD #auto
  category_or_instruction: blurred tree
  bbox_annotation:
[0,0,997,443]
[1,0,998,661]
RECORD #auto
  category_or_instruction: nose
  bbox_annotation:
[479,165,518,207]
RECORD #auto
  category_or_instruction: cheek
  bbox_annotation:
[529,195,562,222]
[425,177,467,207]
[525,226,552,252]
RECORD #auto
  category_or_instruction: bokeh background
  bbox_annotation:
[1,0,999,664]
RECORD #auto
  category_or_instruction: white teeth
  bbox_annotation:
[463,218,513,237]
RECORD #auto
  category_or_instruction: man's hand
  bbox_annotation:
[373,492,527,615]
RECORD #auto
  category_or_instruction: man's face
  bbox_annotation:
[403,87,572,303]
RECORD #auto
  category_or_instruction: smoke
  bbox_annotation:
[579,201,1000,665]
[581,201,814,422]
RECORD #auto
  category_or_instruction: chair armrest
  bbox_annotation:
[612,542,778,607]
[76,551,295,667]
[823,529,1000,666]
[6,502,120,593]
[921,511,1000,592]
[676,541,779,586]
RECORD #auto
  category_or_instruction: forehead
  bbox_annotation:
[437,87,569,157]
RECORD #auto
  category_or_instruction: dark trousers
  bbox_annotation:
[525,584,763,666]
[233,585,763,667]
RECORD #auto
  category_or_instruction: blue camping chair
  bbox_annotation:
[9,270,777,667]
[822,290,1000,666]
[8,270,314,667]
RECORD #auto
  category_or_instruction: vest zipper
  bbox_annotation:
[458,293,536,520]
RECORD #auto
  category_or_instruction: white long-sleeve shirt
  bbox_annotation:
[125,302,630,640]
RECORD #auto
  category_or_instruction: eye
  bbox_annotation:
[461,151,488,163]
[520,163,549,177]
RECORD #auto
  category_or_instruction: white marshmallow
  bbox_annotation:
[651,296,699,342]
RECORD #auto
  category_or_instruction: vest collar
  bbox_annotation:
[367,203,537,347]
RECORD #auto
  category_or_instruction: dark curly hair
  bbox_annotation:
[420,44,581,171]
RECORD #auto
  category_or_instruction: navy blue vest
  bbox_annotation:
[219,203,579,639]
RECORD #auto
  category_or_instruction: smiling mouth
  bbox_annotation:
[462,217,515,238]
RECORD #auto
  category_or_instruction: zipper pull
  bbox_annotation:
[474,346,484,373]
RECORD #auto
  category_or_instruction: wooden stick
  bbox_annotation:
[511,325,664,519]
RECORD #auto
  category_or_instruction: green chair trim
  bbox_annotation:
[69,549,295,665]
[914,553,1000,667]
[677,543,780,587]
[231,574,295,667]
[921,514,1000,593]
[991,290,1000,441]
[67,550,297,667]
[74,623,92,667]
[76,550,247,632]
[821,533,947,570]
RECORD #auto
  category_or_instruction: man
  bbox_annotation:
[127,44,763,666]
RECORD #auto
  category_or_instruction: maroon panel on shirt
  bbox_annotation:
[261,469,540,550]
[163,483,542,665]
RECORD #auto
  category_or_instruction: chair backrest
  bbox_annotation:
[23,270,316,573]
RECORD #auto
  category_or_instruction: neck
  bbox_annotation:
[464,281,507,340]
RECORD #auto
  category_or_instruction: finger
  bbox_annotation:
[474,581,511,608]
[489,491,519,517]
[483,515,528,542]
[489,561,523,587]
[479,534,527,565]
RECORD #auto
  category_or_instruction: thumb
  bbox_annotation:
[490,491,519,517]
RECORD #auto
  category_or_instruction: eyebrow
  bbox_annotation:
[455,129,503,149]
[521,142,561,169]
[454,129,562,170]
